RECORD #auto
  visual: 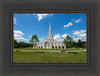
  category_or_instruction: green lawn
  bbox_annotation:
[13,50,87,63]
[14,48,86,52]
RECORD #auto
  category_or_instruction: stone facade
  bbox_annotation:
[34,22,66,49]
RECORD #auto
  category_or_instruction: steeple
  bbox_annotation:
[46,21,53,41]
[49,21,51,35]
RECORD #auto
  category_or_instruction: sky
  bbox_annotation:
[14,13,87,43]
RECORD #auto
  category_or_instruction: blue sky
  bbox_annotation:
[14,13,87,43]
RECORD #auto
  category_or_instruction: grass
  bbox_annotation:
[14,48,86,52]
[13,51,87,63]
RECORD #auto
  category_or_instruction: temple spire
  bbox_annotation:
[49,21,51,35]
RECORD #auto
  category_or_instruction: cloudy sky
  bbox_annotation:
[14,13,87,42]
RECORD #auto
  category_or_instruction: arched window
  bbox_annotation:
[59,46,61,49]
[52,46,54,49]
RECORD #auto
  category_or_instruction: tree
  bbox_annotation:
[14,39,18,48]
[77,39,86,48]
[72,41,78,48]
[81,41,86,48]
[78,39,82,48]
[14,38,33,48]
[63,35,73,48]
[29,35,39,48]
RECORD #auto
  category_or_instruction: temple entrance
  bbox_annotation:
[45,42,49,49]
[62,46,64,49]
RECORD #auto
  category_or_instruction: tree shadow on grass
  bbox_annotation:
[33,52,45,53]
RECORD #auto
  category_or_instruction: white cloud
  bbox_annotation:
[14,17,17,24]
[14,30,29,42]
[73,31,80,35]
[79,33,86,37]
[14,30,24,35]
[53,33,65,41]
[72,30,86,41]
[39,38,44,41]
[74,17,82,23]
[73,30,86,38]
[14,34,22,38]
[15,37,29,42]
[53,33,71,41]
[73,38,82,42]
[14,30,24,38]
[61,34,68,38]
[64,22,73,28]
[64,17,82,28]
[53,33,61,40]
[35,14,53,21]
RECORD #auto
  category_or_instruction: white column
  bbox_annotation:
[61,46,62,49]
[64,46,66,49]
[54,46,55,49]
[57,46,58,49]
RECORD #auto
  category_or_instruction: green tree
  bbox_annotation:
[14,39,18,48]
[81,41,86,48]
[29,35,39,48]
[78,39,82,48]
[77,39,86,48]
[63,35,73,48]
[73,41,78,48]
[14,38,33,48]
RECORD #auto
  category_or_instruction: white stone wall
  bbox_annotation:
[35,41,66,49]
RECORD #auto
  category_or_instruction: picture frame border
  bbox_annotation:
[0,0,100,76]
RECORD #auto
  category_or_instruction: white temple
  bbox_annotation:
[34,22,66,49]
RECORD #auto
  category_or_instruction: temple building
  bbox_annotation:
[35,22,66,49]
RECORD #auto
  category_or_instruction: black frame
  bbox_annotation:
[0,0,100,76]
